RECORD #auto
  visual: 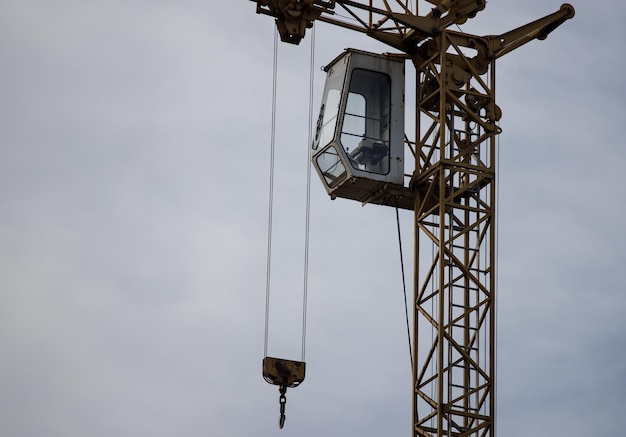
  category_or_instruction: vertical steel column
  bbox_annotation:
[412,31,499,437]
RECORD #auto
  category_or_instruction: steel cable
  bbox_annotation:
[396,206,414,371]
[301,24,316,362]
[264,27,279,358]
[264,25,315,362]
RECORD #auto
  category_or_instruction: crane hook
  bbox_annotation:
[262,357,305,428]
[278,385,287,429]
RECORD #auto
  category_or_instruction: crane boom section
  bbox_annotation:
[252,1,574,66]
[252,0,486,47]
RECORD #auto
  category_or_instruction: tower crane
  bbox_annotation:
[252,1,575,436]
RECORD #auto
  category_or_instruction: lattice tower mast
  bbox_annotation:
[250,2,575,436]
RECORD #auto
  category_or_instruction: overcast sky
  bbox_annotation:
[1,1,625,436]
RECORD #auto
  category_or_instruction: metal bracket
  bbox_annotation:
[262,356,306,387]
[252,0,335,44]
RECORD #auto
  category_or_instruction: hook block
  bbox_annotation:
[263,357,306,388]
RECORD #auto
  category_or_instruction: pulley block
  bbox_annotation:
[262,356,306,388]
[263,357,306,429]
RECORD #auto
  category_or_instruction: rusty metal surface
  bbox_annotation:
[262,356,306,388]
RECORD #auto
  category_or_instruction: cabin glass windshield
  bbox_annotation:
[313,61,348,151]
[340,68,391,175]
[316,90,340,150]
[315,145,346,188]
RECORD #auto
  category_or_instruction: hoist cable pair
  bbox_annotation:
[262,24,316,430]
[260,22,417,429]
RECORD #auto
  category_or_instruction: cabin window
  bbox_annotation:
[340,69,391,175]
[315,145,346,187]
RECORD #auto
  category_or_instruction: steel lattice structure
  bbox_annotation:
[412,30,498,437]
[251,2,575,436]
